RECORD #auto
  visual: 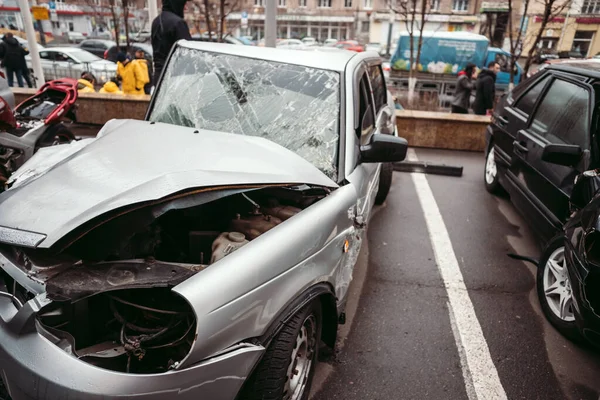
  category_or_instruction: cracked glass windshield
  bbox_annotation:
[149,46,341,179]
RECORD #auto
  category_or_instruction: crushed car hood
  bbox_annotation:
[0,119,337,248]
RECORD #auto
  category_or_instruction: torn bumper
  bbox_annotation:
[0,297,263,400]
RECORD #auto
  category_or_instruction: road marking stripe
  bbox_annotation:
[408,149,508,400]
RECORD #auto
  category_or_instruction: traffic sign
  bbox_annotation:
[48,1,56,9]
[31,5,49,20]
[241,10,248,29]
[241,11,248,18]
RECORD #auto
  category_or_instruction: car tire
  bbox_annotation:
[241,301,322,400]
[375,162,393,205]
[536,236,583,343]
[484,145,503,194]
[37,124,75,149]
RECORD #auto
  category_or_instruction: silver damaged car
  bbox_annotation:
[0,41,408,400]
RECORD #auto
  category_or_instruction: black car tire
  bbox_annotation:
[241,301,322,400]
[37,124,75,149]
[375,162,393,205]
[536,236,583,343]
[484,145,503,194]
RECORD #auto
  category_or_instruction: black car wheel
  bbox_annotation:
[375,163,393,205]
[484,145,502,194]
[37,124,75,148]
[242,301,322,400]
[537,236,583,342]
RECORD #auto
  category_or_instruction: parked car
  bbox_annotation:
[302,36,317,46]
[0,40,407,400]
[79,39,117,58]
[533,49,559,64]
[484,62,599,244]
[131,30,151,42]
[0,34,44,51]
[536,169,600,348]
[558,50,584,59]
[276,38,305,50]
[105,42,153,64]
[323,38,338,47]
[365,42,382,53]
[26,47,117,84]
[237,36,255,45]
[335,40,364,52]
[65,31,86,44]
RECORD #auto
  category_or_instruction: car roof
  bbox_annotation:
[43,47,90,53]
[82,39,115,44]
[178,40,368,72]
[547,60,600,78]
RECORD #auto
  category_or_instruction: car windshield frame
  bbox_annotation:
[68,49,102,63]
[147,46,343,181]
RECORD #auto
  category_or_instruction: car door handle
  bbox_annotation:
[497,116,508,126]
[513,140,528,154]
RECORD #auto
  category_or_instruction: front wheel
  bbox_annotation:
[241,301,322,400]
[375,163,393,205]
[536,236,582,343]
[484,145,502,194]
[37,124,75,149]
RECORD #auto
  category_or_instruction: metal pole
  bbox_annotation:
[265,0,276,47]
[17,0,44,88]
[385,11,394,58]
[148,0,159,25]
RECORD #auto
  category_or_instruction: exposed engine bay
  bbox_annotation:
[0,184,329,374]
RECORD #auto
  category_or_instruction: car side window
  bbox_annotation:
[368,65,386,113]
[514,75,551,117]
[55,52,69,62]
[530,79,590,149]
[39,51,50,60]
[358,73,375,145]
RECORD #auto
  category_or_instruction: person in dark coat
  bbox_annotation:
[0,33,28,87]
[151,0,191,86]
[473,61,501,116]
[451,63,477,114]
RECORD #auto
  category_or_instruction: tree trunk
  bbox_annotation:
[407,1,417,106]
[523,6,551,76]
[109,0,120,48]
[219,0,225,42]
[123,0,130,52]
[204,0,212,39]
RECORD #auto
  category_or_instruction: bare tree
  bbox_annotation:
[203,0,213,39]
[522,0,572,76]
[218,0,241,41]
[108,0,121,47]
[506,0,531,88]
[122,0,131,50]
[389,0,430,104]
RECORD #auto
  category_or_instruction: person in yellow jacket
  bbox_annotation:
[99,77,124,94]
[77,72,96,93]
[116,52,149,95]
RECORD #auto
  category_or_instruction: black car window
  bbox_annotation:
[39,51,51,60]
[358,72,375,145]
[531,79,590,149]
[368,65,386,113]
[514,75,551,116]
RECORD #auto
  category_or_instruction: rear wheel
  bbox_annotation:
[484,146,502,194]
[37,124,75,149]
[375,163,393,205]
[242,301,322,400]
[536,236,582,343]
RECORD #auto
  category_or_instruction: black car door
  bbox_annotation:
[492,73,552,178]
[514,75,593,227]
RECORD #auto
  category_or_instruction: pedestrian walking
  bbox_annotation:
[99,77,124,94]
[0,33,28,87]
[116,52,149,95]
[134,49,153,94]
[450,63,477,114]
[151,0,191,85]
[77,72,96,93]
[473,61,501,116]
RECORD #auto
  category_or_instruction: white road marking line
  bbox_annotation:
[407,149,508,400]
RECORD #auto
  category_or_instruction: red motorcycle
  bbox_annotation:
[0,79,78,187]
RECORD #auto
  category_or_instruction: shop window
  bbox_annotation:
[364,0,372,8]
[299,0,307,6]
[345,0,352,7]
[581,0,600,14]
[362,21,370,33]
[254,0,263,6]
[430,0,440,10]
[318,0,331,7]
[572,31,594,57]
[448,23,463,31]
[452,0,468,11]
[278,0,286,6]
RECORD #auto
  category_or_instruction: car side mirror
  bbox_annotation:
[375,107,395,135]
[360,133,408,163]
[541,143,582,167]
[571,169,600,211]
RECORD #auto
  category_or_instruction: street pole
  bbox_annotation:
[265,0,276,47]
[17,0,44,88]
[31,0,47,46]
[148,0,159,25]
[385,11,394,58]
[557,0,576,51]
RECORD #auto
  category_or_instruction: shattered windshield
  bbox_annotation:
[149,46,341,179]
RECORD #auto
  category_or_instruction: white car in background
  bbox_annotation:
[0,35,44,51]
[301,37,317,46]
[276,39,305,50]
[26,47,117,84]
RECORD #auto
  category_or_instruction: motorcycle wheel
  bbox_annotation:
[37,124,75,148]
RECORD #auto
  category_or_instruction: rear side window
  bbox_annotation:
[531,79,590,148]
[514,75,551,116]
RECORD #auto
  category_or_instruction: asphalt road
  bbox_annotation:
[312,148,600,400]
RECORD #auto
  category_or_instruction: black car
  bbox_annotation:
[536,169,600,347]
[79,39,117,58]
[484,62,599,244]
